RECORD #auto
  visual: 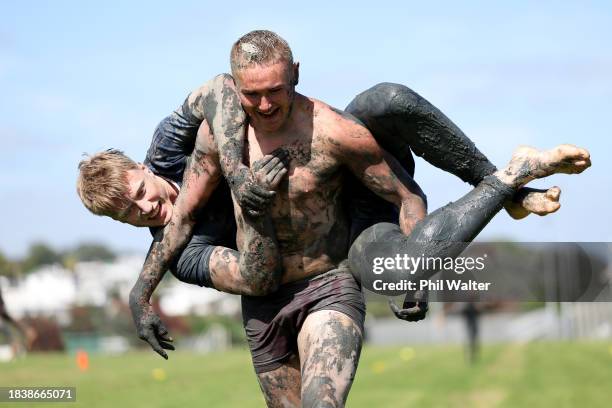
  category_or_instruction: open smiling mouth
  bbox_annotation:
[258,109,279,120]
[148,203,161,220]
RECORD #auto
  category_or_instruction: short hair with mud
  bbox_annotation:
[76,149,138,219]
[230,30,294,74]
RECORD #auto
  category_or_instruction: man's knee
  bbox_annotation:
[368,82,420,114]
[299,310,363,407]
[208,246,280,296]
[238,260,281,296]
[348,82,417,114]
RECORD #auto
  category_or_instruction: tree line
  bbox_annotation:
[0,242,117,277]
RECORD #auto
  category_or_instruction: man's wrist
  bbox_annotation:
[128,286,148,309]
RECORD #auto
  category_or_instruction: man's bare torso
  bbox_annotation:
[235,94,354,283]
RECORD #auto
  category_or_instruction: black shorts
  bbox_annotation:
[241,266,366,374]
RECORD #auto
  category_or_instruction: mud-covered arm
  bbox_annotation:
[129,121,222,359]
[143,76,222,182]
[334,121,428,235]
[167,74,276,216]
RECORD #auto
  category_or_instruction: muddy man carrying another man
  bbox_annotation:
[77,30,590,407]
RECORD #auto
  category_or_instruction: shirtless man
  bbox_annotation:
[79,75,564,330]
[128,30,590,407]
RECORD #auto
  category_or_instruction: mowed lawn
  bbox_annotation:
[1,342,611,407]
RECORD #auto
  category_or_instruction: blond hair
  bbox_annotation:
[76,149,138,218]
[230,30,293,75]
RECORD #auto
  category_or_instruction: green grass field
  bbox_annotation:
[1,342,611,407]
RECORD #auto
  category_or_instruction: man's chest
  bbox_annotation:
[246,131,342,200]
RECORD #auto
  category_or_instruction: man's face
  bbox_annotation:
[235,60,298,133]
[115,164,175,227]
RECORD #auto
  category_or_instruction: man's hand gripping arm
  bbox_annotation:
[182,74,278,216]
[153,74,277,217]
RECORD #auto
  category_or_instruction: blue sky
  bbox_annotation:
[1,1,610,257]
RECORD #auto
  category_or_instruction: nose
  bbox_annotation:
[136,200,153,217]
[258,95,272,112]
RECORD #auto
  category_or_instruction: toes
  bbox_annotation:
[558,145,591,163]
[571,159,591,173]
[534,201,561,216]
[577,156,592,169]
[571,146,591,161]
[547,201,561,213]
[554,145,591,174]
[546,187,561,201]
[579,149,591,161]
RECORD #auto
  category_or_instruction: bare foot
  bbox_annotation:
[496,144,591,188]
[505,186,562,219]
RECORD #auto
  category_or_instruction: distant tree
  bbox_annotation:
[5,242,117,275]
[0,250,21,277]
[21,242,62,273]
[0,250,9,275]
[68,242,116,263]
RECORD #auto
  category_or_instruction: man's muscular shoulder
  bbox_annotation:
[195,119,220,159]
[183,74,232,119]
[310,98,380,164]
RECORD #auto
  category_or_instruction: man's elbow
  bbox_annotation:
[418,191,428,211]
[405,183,427,213]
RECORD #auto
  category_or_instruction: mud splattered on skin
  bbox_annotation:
[299,315,362,408]
[191,127,285,296]
[257,355,301,408]
[130,74,284,354]
[236,93,432,283]
[348,175,515,297]
[130,132,219,355]
[344,82,550,214]
[238,214,282,295]
[345,83,497,186]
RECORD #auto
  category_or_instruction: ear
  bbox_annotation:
[292,62,300,86]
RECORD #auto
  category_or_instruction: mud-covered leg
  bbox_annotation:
[345,82,562,217]
[237,213,283,295]
[204,149,289,295]
[345,82,496,185]
[349,144,591,293]
[256,355,301,408]
[298,310,363,408]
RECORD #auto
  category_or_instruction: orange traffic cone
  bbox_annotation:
[76,349,89,372]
